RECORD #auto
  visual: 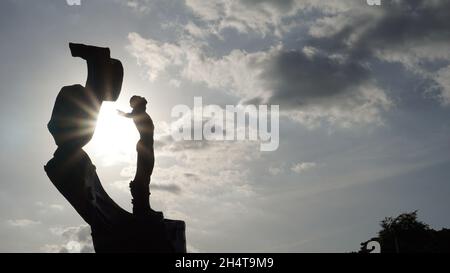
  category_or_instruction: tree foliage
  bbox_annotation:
[360,211,450,253]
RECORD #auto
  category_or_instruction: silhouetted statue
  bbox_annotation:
[48,43,124,150]
[44,43,186,253]
[118,96,155,216]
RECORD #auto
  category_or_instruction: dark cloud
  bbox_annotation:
[361,1,450,54]
[254,49,372,108]
[307,0,450,66]
[151,183,182,194]
[245,0,450,117]
[241,0,297,11]
[183,173,198,178]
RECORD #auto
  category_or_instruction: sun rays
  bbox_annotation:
[85,102,140,166]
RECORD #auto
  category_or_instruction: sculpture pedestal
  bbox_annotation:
[45,148,186,253]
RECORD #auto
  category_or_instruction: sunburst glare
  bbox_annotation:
[85,102,139,166]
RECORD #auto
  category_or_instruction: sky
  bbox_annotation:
[0,0,450,253]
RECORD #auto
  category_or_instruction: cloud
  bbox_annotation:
[243,46,393,128]
[128,32,392,128]
[44,225,94,253]
[153,112,260,199]
[268,166,283,176]
[185,0,300,37]
[6,219,41,227]
[49,204,64,211]
[127,32,186,81]
[126,0,450,109]
[155,135,211,153]
[291,162,317,174]
[305,0,450,105]
[152,183,182,194]
[189,0,450,111]
[184,21,212,39]
[254,47,371,105]
[36,201,64,214]
[121,0,152,13]
[123,2,387,130]
[433,66,450,105]
[184,0,351,37]
[187,244,200,253]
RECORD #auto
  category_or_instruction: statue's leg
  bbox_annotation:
[130,141,152,216]
[130,181,150,216]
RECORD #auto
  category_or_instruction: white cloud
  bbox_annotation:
[49,204,64,211]
[45,225,94,253]
[127,33,186,81]
[6,219,41,227]
[126,0,450,108]
[36,201,64,214]
[432,66,450,106]
[184,21,211,39]
[187,244,200,253]
[128,33,392,128]
[291,162,317,174]
[268,166,283,176]
[184,0,357,37]
[123,0,152,13]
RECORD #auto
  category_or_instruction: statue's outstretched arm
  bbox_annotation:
[117,110,134,118]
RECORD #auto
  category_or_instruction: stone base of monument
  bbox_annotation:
[91,213,186,253]
[45,148,186,253]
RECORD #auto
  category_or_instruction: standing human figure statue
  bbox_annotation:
[118,96,155,216]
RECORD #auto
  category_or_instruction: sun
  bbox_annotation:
[85,102,140,166]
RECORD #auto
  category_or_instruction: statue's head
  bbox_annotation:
[130,96,148,111]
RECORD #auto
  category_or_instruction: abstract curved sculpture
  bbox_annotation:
[48,43,123,149]
[45,43,186,253]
